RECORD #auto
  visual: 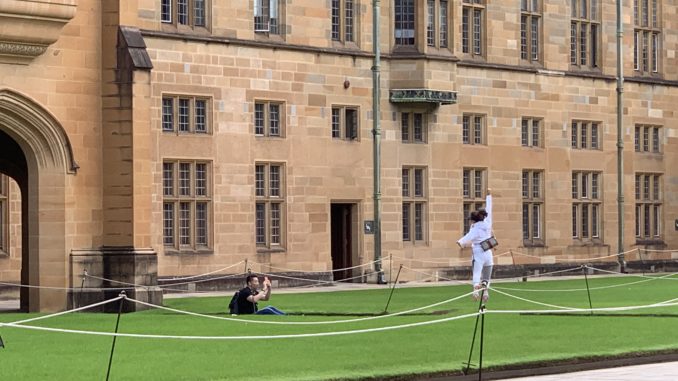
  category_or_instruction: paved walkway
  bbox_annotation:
[498,361,678,380]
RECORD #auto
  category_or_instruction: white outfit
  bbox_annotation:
[457,195,493,287]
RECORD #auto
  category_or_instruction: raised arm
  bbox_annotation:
[485,192,493,231]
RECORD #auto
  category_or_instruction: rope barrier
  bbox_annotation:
[3,296,124,326]
[0,311,482,340]
[488,298,678,315]
[162,261,245,281]
[489,288,579,310]
[249,259,382,274]
[586,266,678,281]
[127,291,477,325]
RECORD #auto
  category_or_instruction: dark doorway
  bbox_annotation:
[330,203,355,281]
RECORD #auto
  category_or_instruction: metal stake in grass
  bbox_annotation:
[478,304,486,381]
[463,285,487,375]
[0,334,5,348]
[582,265,594,316]
[106,291,126,381]
[383,264,403,314]
[76,269,87,309]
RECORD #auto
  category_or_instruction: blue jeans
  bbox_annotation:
[255,306,285,315]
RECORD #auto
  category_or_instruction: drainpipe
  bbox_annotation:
[616,0,625,272]
[372,0,386,284]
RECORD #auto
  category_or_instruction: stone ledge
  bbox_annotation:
[0,0,77,64]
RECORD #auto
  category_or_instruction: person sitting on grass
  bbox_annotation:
[236,274,285,315]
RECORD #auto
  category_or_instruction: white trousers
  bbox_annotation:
[471,246,494,286]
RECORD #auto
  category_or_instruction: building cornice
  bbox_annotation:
[0,0,77,65]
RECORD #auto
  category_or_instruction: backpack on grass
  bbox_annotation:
[228,291,239,314]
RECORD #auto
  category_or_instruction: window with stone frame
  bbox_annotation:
[522,170,544,245]
[520,0,541,63]
[254,101,284,137]
[570,0,600,69]
[521,117,542,147]
[161,0,208,28]
[400,111,427,143]
[402,166,427,243]
[634,125,662,153]
[461,0,485,57]
[633,0,661,74]
[394,0,416,46]
[462,168,486,233]
[255,163,285,249]
[161,95,210,134]
[254,0,281,35]
[331,106,359,141]
[426,0,451,49]
[572,171,602,241]
[571,120,601,150]
[163,161,212,251]
[331,0,356,44]
[0,175,8,255]
[462,114,486,145]
[635,173,662,241]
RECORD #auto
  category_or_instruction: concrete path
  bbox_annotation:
[497,361,678,380]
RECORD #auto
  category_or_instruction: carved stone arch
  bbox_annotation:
[0,88,76,312]
[0,88,78,173]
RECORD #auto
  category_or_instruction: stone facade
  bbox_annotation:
[0,0,677,310]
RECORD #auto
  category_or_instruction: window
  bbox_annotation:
[0,175,7,255]
[402,167,427,242]
[161,0,207,28]
[401,112,427,143]
[332,0,355,43]
[570,0,600,69]
[462,114,485,145]
[331,106,359,140]
[521,117,542,147]
[462,0,485,56]
[635,173,662,240]
[254,0,281,35]
[462,168,486,233]
[394,0,416,46]
[571,120,601,150]
[254,101,284,137]
[572,171,602,241]
[427,0,450,49]
[634,125,661,153]
[163,161,211,251]
[255,163,285,249]
[521,0,541,62]
[522,170,544,244]
[161,96,210,134]
[633,0,661,73]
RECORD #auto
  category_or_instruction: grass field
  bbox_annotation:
[0,272,677,381]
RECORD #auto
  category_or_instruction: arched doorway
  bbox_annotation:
[0,89,77,312]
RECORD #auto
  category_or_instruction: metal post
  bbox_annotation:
[106,291,126,381]
[76,269,87,309]
[383,264,403,313]
[582,266,594,315]
[372,0,385,284]
[616,0,625,273]
[478,306,486,381]
[463,289,486,375]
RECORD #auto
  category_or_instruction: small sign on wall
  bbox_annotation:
[364,220,375,234]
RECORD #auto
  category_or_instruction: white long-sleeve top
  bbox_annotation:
[457,194,493,251]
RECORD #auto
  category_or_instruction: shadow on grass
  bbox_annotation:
[519,312,678,318]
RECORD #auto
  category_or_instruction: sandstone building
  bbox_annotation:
[0,0,676,311]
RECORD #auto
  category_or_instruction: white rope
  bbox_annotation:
[158,272,248,287]
[489,298,678,315]
[127,290,477,325]
[0,280,105,291]
[84,274,151,289]
[390,254,470,265]
[489,288,579,310]
[400,266,471,285]
[0,311,481,340]
[249,259,381,274]
[3,296,124,326]
[585,266,678,281]
[493,272,676,293]
[163,261,245,281]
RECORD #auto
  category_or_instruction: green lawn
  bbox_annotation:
[0,274,677,381]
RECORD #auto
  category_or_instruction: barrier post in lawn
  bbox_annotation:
[383,264,403,313]
[582,265,594,315]
[389,254,393,285]
[478,304,486,381]
[463,286,487,375]
[106,291,126,381]
[0,333,4,348]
